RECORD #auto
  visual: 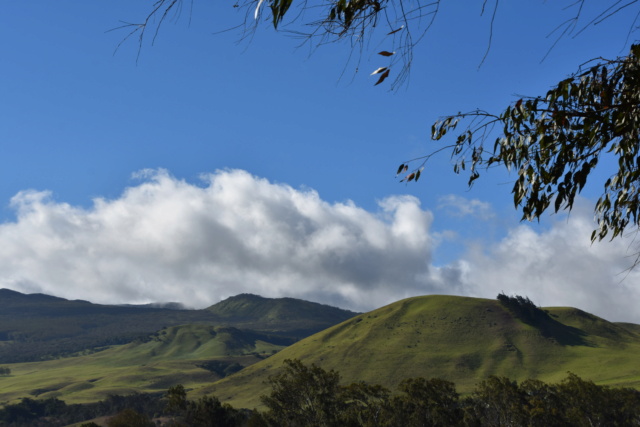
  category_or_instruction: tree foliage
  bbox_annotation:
[106,408,154,427]
[259,359,640,427]
[184,395,242,427]
[163,385,243,427]
[122,1,640,260]
[261,359,395,426]
[165,384,188,414]
[261,358,343,426]
[119,0,459,88]
[338,382,391,426]
[497,293,545,325]
[1,363,640,426]
[426,45,640,251]
[390,377,462,426]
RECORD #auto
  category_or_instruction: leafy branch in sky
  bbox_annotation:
[420,45,640,250]
[119,1,638,88]
[120,1,640,263]
[117,0,447,88]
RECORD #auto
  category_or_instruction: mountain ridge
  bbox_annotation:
[0,288,357,363]
[207,293,359,331]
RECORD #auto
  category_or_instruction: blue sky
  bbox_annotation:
[1,1,640,322]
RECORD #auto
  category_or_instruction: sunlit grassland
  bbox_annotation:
[1,295,638,410]
[202,295,640,409]
[0,324,285,405]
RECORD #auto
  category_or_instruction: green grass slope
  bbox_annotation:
[0,289,217,363]
[0,324,286,405]
[202,295,640,409]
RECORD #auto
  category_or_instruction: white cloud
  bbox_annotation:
[459,205,640,323]
[1,169,639,323]
[437,194,495,220]
[0,169,460,311]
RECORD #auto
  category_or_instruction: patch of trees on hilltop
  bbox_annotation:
[2,359,639,426]
[495,293,589,345]
[497,293,546,324]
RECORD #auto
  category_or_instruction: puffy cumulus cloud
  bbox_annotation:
[459,204,640,323]
[0,169,462,311]
[3,169,638,322]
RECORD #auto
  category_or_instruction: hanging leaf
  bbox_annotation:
[396,163,405,175]
[271,0,293,28]
[371,67,388,75]
[374,69,390,85]
[515,98,523,110]
[254,0,265,20]
[378,51,395,57]
[415,169,421,182]
[406,172,416,182]
[387,26,404,35]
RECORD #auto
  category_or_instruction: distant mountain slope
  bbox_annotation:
[203,295,640,409]
[0,289,214,362]
[0,289,357,363]
[207,293,359,333]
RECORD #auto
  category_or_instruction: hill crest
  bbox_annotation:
[203,294,640,408]
[0,288,357,363]
[206,293,358,330]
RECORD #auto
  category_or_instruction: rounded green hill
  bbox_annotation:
[203,295,640,409]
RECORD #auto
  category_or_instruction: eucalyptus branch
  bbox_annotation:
[404,45,640,245]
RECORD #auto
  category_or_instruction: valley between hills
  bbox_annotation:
[0,289,639,410]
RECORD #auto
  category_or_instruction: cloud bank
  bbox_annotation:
[1,169,639,322]
[0,169,459,311]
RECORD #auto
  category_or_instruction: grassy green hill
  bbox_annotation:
[0,291,357,405]
[2,294,639,410]
[201,295,640,409]
[0,289,356,363]
[0,324,286,405]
